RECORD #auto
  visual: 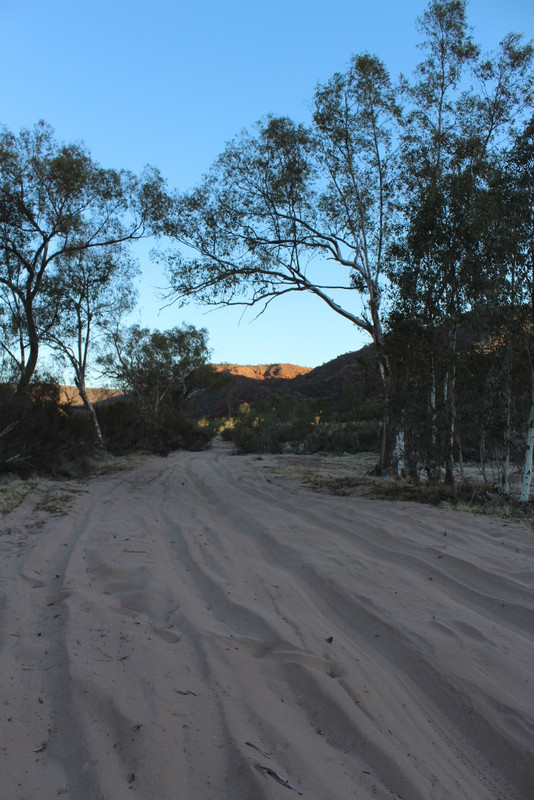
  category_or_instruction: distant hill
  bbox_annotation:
[289,346,379,399]
[61,347,381,415]
[59,386,123,407]
[213,363,312,380]
[196,346,381,417]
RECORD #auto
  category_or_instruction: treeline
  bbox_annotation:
[1,0,533,498]
[0,123,223,471]
[0,325,226,474]
[221,318,531,489]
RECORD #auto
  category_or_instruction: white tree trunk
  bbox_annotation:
[520,376,534,502]
[76,377,105,448]
[502,451,511,497]
[393,429,405,478]
[502,383,512,496]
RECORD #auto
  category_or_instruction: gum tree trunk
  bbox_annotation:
[76,376,105,449]
[519,373,534,502]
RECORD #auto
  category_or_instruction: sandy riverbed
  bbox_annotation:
[0,444,533,799]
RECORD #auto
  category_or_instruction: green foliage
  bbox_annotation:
[0,381,214,476]
[386,310,533,484]
[302,421,381,455]
[319,380,383,424]
[99,323,214,421]
[95,324,217,455]
[0,121,168,396]
[163,1,533,481]
[226,394,381,455]
[96,398,212,455]
[0,349,215,476]
[163,50,400,473]
[229,397,312,454]
[0,379,94,476]
[386,1,533,485]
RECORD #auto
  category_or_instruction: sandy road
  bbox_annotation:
[0,444,533,799]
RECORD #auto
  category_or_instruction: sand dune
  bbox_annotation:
[0,444,533,799]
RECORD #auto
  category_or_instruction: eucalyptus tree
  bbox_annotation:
[44,247,139,446]
[511,119,534,501]
[458,117,534,496]
[98,324,212,423]
[391,0,533,483]
[0,282,37,382]
[0,120,168,401]
[164,54,401,470]
[494,115,534,501]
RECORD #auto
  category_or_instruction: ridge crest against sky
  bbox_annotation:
[2,0,533,368]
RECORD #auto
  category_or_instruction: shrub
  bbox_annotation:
[96,397,213,455]
[226,395,382,455]
[303,420,382,454]
[0,380,95,476]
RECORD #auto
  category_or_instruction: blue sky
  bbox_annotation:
[2,0,533,368]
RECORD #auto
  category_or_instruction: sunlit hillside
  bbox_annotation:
[59,363,312,407]
[213,363,312,380]
[59,386,124,407]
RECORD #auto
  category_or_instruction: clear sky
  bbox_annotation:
[2,0,533,368]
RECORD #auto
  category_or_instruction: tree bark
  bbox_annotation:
[444,324,458,486]
[519,372,534,502]
[76,377,105,449]
[426,356,441,484]
[369,291,393,475]
[14,299,40,407]
[502,380,512,497]
[480,428,487,485]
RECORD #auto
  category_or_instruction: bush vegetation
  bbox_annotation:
[222,391,382,455]
[0,379,214,479]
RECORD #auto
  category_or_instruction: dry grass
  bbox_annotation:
[0,453,146,516]
[81,451,147,476]
[263,452,379,495]
[0,475,38,514]
[34,486,85,515]
[263,452,534,528]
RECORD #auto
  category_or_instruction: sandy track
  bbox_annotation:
[0,444,533,799]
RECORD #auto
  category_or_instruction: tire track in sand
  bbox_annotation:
[0,446,532,799]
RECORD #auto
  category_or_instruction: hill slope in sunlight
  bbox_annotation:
[213,363,312,380]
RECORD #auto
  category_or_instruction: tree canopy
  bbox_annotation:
[0,121,168,397]
[98,324,213,421]
[160,0,533,480]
